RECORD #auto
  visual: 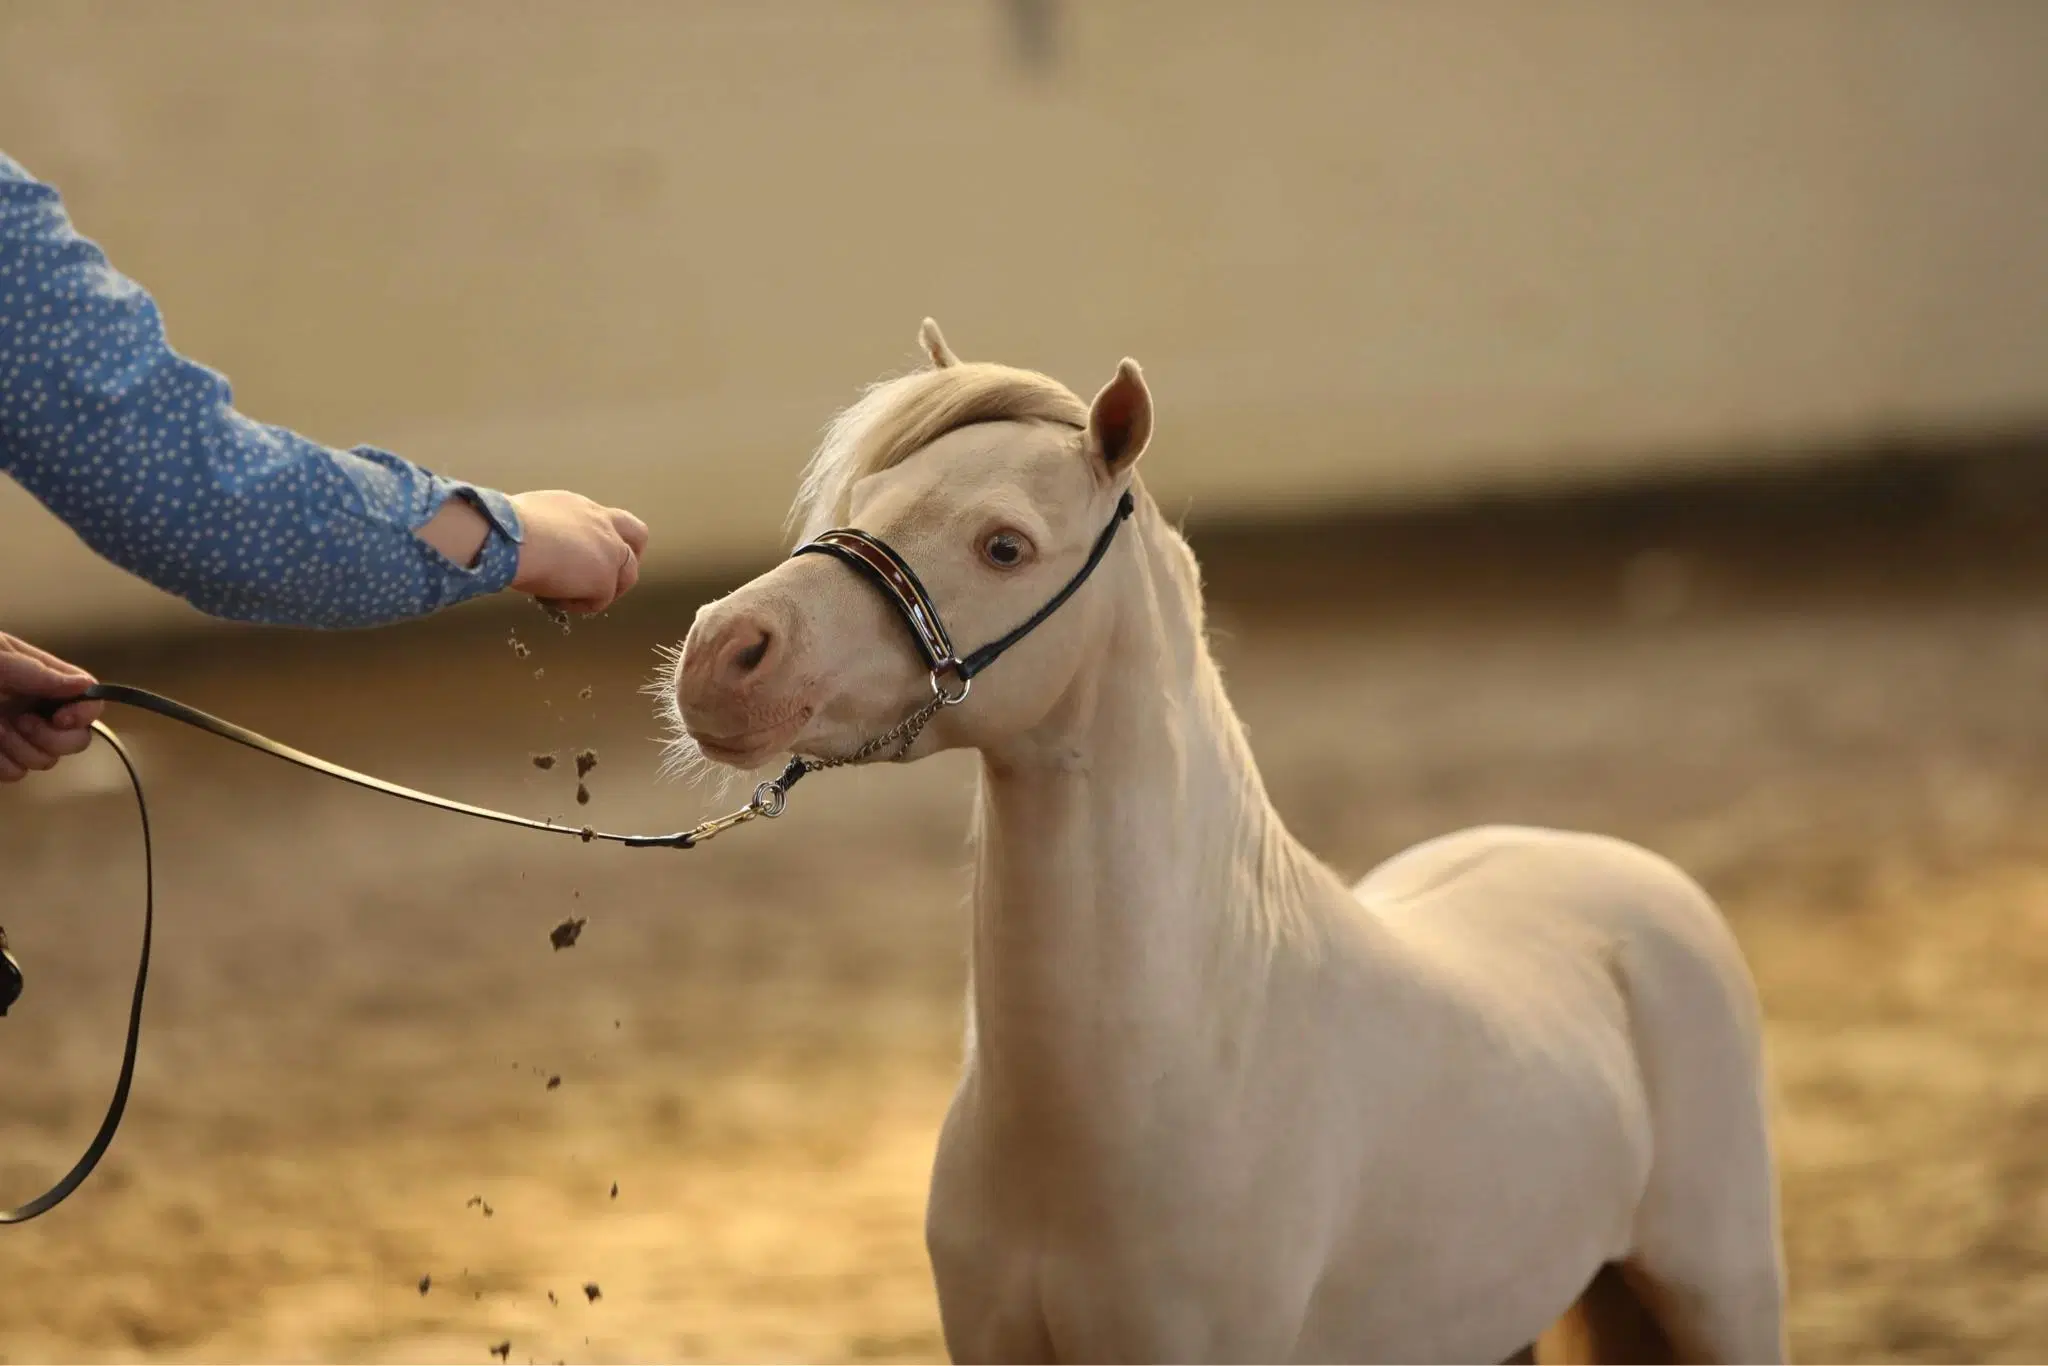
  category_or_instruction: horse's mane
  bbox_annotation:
[788,361,1089,543]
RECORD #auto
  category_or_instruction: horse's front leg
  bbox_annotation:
[927,1095,1055,1363]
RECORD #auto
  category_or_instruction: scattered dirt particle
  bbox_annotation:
[609,1181,618,1200]
[465,1195,495,1218]
[583,1282,602,1303]
[530,752,557,771]
[575,749,599,779]
[546,1075,562,1091]
[547,1290,558,1306]
[508,632,530,659]
[578,685,593,700]
[549,916,586,951]
[613,1019,620,1029]
[533,667,546,680]
[490,1341,511,1361]
[575,782,591,806]
[537,600,573,633]
[418,1274,432,1296]
[578,826,595,843]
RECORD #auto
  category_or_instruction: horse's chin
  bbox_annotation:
[684,712,809,771]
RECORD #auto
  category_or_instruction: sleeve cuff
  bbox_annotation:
[468,491,524,594]
[424,478,524,598]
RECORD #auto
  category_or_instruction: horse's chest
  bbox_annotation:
[929,1124,1325,1361]
[935,1224,1308,1363]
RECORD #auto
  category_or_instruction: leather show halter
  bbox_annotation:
[0,485,1137,1224]
[796,488,1137,697]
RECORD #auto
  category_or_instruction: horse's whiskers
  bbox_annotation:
[643,644,709,787]
[642,646,771,798]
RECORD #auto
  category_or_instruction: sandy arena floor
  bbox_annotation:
[4,471,2048,1363]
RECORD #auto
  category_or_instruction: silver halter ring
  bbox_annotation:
[931,664,972,706]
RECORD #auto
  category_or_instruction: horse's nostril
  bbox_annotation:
[735,629,771,675]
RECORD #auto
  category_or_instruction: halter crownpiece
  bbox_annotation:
[793,488,1138,693]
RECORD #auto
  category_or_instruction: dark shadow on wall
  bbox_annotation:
[32,424,2048,681]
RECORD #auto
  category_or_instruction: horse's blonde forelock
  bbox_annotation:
[788,361,1090,543]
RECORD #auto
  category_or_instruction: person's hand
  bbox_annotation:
[0,635,103,782]
[508,490,649,614]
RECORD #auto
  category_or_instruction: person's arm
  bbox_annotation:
[0,152,644,627]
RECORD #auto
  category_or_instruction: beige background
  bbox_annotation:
[3,0,2045,637]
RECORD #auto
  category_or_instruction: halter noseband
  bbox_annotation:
[793,488,1137,701]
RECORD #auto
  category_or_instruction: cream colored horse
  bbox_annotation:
[663,321,1786,1364]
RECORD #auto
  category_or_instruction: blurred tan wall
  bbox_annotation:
[2,1,2044,638]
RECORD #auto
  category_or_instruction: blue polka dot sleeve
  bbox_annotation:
[0,152,524,629]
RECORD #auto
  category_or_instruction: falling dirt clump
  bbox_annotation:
[575,783,591,806]
[508,632,530,659]
[583,1282,602,1303]
[549,917,586,951]
[465,1196,495,1218]
[418,1274,431,1296]
[578,826,595,843]
[575,749,598,779]
[537,599,573,633]
[547,1290,558,1306]
[546,1075,562,1091]
[578,685,593,701]
[530,753,557,772]
[609,1181,618,1200]
[533,667,546,680]
[489,1341,511,1361]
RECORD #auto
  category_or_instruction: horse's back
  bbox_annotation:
[1351,822,1767,1146]
[1352,823,1756,1034]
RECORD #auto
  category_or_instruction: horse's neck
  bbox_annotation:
[966,506,1341,1141]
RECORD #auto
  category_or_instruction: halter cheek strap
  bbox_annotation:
[794,489,1136,688]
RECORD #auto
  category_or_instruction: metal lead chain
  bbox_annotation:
[675,664,967,848]
[799,662,969,777]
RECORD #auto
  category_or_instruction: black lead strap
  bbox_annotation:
[0,684,801,1225]
[0,720,148,1225]
[23,685,799,851]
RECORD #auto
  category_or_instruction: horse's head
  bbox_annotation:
[662,319,1151,775]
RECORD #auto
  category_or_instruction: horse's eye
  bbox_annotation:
[982,531,1027,569]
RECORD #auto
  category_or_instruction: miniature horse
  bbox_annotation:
[663,321,1785,1363]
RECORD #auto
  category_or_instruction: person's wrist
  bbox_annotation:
[417,494,492,568]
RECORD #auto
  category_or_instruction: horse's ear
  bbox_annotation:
[919,317,961,369]
[1085,358,1152,475]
